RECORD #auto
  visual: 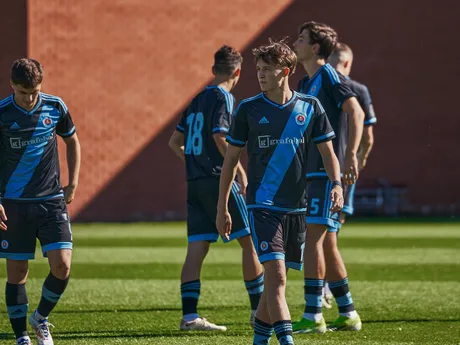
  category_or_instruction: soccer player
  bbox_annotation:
[168,45,264,331]
[217,39,343,345]
[0,59,80,345]
[328,42,377,225]
[292,22,364,333]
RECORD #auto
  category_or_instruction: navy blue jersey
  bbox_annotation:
[227,91,335,214]
[344,77,377,126]
[176,86,235,181]
[297,63,355,178]
[0,93,76,201]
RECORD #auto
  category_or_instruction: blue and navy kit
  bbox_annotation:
[176,86,234,181]
[0,93,76,201]
[343,77,377,127]
[227,91,335,214]
[297,63,355,177]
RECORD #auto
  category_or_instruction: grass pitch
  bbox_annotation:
[0,221,459,344]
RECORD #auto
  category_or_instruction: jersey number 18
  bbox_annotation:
[185,112,204,155]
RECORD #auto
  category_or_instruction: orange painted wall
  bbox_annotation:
[1,1,458,220]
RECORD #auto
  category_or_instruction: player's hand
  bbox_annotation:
[63,184,78,204]
[0,204,7,231]
[330,185,344,214]
[343,154,359,185]
[358,154,367,171]
[216,208,232,241]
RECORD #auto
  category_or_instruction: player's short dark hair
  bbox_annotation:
[213,45,243,75]
[252,38,297,75]
[298,21,338,59]
[11,58,44,89]
[329,42,353,63]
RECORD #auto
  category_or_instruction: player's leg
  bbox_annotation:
[230,182,264,326]
[293,180,331,334]
[30,198,73,345]
[253,288,273,345]
[324,230,361,331]
[264,260,294,345]
[6,260,31,345]
[180,180,225,331]
[1,201,35,345]
[250,210,293,345]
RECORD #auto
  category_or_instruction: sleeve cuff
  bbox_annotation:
[212,127,230,134]
[364,118,377,126]
[57,126,76,138]
[312,131,336,144]
[226,135,246,147]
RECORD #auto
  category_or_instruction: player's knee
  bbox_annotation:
[51,261,71,280]
[7,261,29,284]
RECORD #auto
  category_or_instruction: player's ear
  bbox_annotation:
[211,66,216,76]
[283,68,290,77]
[344,60,349,69]
[234,68,241,77]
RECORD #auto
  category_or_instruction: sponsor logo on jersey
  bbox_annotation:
[10,133,54,149]
[258,135,305,148]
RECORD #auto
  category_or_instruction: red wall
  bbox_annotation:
[0,1,27,95]
[1,1,458,220]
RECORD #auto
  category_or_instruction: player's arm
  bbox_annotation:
[217,144,243,240]
[216,100,249,240]
[168,130,185,162]
[317,140,343,213]
[341,97,364,184]
[0,131,6,230]
[358,85,376,170]
[62,133,81,204]
[358,126,374,170]
[213,134,247,195]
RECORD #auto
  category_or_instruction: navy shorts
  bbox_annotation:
[342,184,356,216]
[0,198,72,260]
[249,209,306,270]
[306,179,341,232]
[187,178,250,243]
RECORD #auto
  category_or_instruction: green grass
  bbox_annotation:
[0,222,459,344]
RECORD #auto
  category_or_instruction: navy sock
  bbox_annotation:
[253,317,273,345]
[273,320,294,344]
[181,280,200,320]
[245,273,264,311]
[329,277,355,314]
[304,278,323,316]
[6,282,28,339]
[37,272,69,318]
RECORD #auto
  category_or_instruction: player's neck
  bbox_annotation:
[265,85,293,105]
[13,94,38,112]
[211,77,233,93]
[302,58,326,78]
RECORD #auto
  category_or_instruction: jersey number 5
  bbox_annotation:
[185,112,204,155]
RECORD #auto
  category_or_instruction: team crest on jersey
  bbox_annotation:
[295,114,306,126]
[310,86,316,94]
[1,240,9,250]
[43,116,53,128]
[260,241,269,252]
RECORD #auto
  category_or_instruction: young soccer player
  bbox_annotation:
[217,39,343,345]
[0,59,81,345]
[169,45,264,331]
[293,22,364,333]
[328,42,377,224]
